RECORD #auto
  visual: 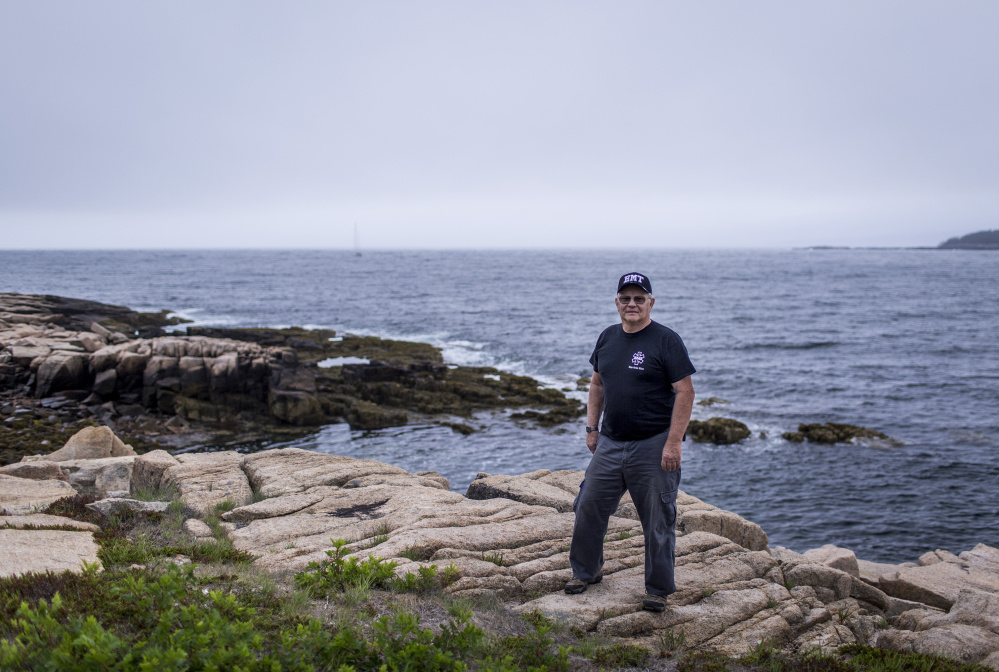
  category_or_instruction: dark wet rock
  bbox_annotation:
[443,422,475,435]
[35,352,90,398]
[687,417,751,444]
[783,422,897,445]
[345,399,408,431]
[1,294,587,460]
[269,390,324,426]
[696,397,730,406]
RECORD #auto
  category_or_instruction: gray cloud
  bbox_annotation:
[2,1,997,248]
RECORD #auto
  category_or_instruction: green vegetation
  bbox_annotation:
[658,627,687,652]
[294,538,398,596]
[2,498,993,671]
[481,551,506,566]
[365,522,391,549]
[586,642,649,667]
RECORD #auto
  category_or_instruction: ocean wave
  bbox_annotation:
[317,325,589,403]
[161,308,245,331]
[736,341,839,351]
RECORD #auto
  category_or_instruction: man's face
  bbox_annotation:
[615,285,654,325]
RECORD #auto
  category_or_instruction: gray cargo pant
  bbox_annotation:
[569,429,681,596]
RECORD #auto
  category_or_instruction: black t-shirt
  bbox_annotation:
[589,320,696,441]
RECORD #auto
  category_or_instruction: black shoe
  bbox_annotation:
[642,594,667,612]
[564,574,603,595]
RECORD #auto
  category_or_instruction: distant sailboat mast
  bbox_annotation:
[353,223,361,257]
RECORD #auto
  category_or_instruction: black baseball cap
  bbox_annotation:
[617,272,652,294]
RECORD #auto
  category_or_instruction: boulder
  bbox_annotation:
[8,344,50,367]
[783,422,898,445]
[35,351,89,397]
[74,332,105,353]
[45,425,136,461]
[687,417,751,444]
[345,399,407,430]
[131,449,181,493]
[0,474,77,514]
[269,390,324,425]
[678,505,769,552]
[803,544,860,577]
[878,543,999,610]
[183,518,214,539]
[177,356,208,396]
[92,368,117,396]
[161,451,252,514]
[771,546,890,611]
[873,589,999,667]
[116,351,150,379]
[0,460,67,481]
[208,352,241,393]
[58,456,136,498]
[857,557,913,585]
[0,529,101,577]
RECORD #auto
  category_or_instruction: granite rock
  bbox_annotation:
[162,451,252,514]
[44,425,136,461]
[0,529,101,577]
[0,474,76,514]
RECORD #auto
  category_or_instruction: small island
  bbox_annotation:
[938,229,999,250]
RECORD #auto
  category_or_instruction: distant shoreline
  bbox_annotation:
[795,245,998,250]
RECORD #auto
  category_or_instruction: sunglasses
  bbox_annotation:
[617,295,648,305]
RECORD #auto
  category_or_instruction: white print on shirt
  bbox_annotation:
[629,351,645,370]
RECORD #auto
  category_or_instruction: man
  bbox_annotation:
[565,272,696,612]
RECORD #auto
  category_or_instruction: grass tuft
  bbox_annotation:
[481,551,506,566]
[588,642,650,667]
[658,627,687,653]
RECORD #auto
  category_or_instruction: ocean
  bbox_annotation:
[2,248,997,563]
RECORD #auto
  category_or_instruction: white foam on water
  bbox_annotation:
[318,356,370,367]
[160,308,244,332]
[320,325,589,404]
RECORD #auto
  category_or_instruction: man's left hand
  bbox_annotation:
[661,440,681,472]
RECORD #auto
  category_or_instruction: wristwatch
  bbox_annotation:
[585,426,600,433]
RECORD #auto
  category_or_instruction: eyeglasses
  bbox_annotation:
[617,295,648,305]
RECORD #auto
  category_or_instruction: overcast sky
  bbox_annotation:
[1,1,997,249]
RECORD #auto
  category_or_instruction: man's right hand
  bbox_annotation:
[586,430,598,453]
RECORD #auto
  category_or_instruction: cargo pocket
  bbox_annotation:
[573,479,585,513]
[660,488,678,528]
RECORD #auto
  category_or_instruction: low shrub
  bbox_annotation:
[294,538,398,597]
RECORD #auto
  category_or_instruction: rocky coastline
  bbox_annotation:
[0,293,584,466]
[2,426,997,668]
[5,293,990,668]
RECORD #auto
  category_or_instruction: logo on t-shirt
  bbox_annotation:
[630,351,645,370]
